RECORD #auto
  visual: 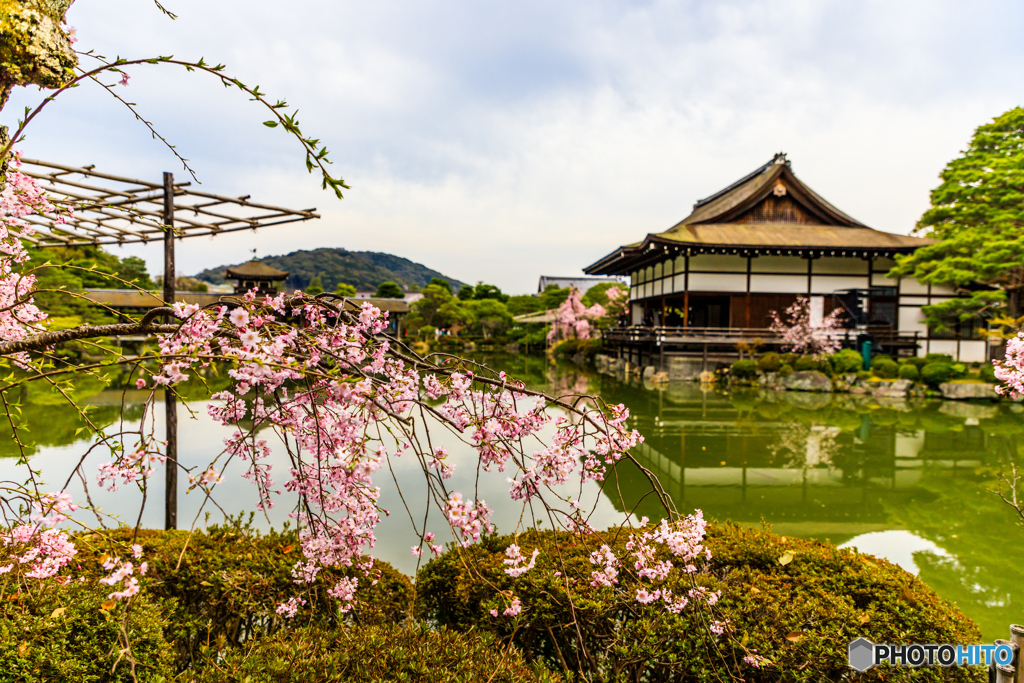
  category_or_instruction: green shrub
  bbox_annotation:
[778,363,794,377]
[792,355,833,374]
[980,363,998,383]
[924,353,955,365]
[192,623,559,682]
[898,364,920,381]
[0,579,175,682]
[416,524,980,683]
[781,352,799,366]
[871,356,899,379]
[856,370,872,380]
[905,356,929,369]
[793,355,819,372]
[73,525,413,668]
[831,348,863,374]
[757,352,782,373]
[921,363,955,386]
[730,359,758,380]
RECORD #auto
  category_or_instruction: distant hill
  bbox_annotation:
[194,248,466,293]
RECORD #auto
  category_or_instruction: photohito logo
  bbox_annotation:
[848,639,1015,671]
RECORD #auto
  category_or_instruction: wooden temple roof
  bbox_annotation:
[584,153,933,275]
[225,260,290,280]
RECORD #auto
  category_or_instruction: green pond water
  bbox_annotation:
[7,354,1024,640]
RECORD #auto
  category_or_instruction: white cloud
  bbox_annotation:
[7,0,1023,292]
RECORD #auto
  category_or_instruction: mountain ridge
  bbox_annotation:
[194,247,466,293]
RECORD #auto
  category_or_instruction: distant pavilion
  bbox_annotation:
[225,261,289,296]
[585,154,988,362]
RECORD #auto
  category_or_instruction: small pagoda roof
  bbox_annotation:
[584,153,933,275]
[225,260,289,280]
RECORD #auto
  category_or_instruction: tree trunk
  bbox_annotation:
[1009,288,1022,319]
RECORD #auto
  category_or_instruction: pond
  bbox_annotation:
[6,354,1023,640]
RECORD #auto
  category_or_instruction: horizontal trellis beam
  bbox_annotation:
[18,158,320,247]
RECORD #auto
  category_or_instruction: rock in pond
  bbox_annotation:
[780,370,833,393]
[939,382,999,401]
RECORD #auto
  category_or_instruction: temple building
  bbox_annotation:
[584,154,988,362]
[225,260,289,296]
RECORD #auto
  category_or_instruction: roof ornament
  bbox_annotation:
[772,152,790,167]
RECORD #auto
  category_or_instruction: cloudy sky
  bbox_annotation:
[9,0,1024,293]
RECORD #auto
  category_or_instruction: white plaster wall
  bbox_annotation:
[750,255,807,273]
[630,285,639,301]
[873,257,897,271]
[688,254,747,272]
[654,262,663,279]
[672,274,686,293]
[631,303,643,325]
[871,274,898,287]
[898,306,928,335]
[813,257,869,275]
[688,272,748,292]
[932,284,958,296]
[926,340,959,357]
[663,258,674,276]
[810,275,870,294]
[653,279,663,296]
[901,278,929,295]
[958,341,988,363]
[749,274,808,293]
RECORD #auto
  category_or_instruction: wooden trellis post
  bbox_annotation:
[162,172,178,530]
[20,158,320,529]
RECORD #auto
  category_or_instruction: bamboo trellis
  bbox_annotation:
[19,158,321,531]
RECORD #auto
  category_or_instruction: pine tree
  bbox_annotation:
[892,107,1024,327]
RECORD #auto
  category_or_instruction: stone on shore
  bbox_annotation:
[939,382,999,401]
[780,371,833,393]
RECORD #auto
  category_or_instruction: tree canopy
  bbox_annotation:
[306,275,324,295]
[891,106,1024,323]
[335,282,357,297]
[374,281,404,298]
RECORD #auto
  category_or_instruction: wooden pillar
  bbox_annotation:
[806,252,814,295]
[745,255,752,328]
[683,253,690,328]
[162,172,178,531]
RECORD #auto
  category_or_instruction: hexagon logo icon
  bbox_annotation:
[848,638,876,672]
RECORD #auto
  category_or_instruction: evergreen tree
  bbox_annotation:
[428,277,451,294]
[335,282,357,297]
[306,275,324,295]
[374,281,404,299]
[892,106,1024,325]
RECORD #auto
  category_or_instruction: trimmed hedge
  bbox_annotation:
[871,356,900,379]
[72,525,413,667]
[831,348,863,374]
[921,363,955,386]
[416,523,981,682]
[794,355,833,375]
[192,623,560,682]
[757,352,782,373]
[778,363,794,378]
[898,364,920,381]
[731,359,758,380]
[980,363,998,383]
[0,579,175,682]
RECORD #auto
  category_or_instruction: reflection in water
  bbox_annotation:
[583,373,1024,642]
[8,353,1024,640]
